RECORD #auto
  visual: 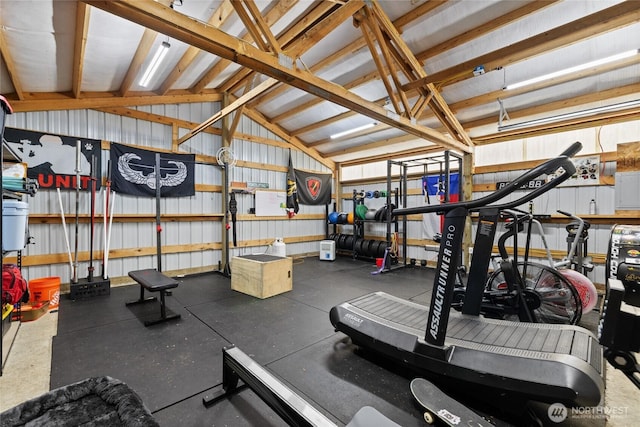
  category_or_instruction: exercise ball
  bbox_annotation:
[347,212,355,224]
[364,209,377,220]
[559,269,598,313]
[356,204,368,220]
[365,191,374,199]
[328,211,339,224]
[337,213,348,224]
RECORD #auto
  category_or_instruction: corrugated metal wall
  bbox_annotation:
[337,121,639,285]
[472,162,617,285]
[5,103,331,286]
[343,168,614,283]
[340,159,453,265]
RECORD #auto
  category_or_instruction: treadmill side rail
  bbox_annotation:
[331,292,604,407]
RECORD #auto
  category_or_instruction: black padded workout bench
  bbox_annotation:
[126,269,181,326]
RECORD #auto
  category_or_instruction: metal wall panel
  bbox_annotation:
[475,122,638,168]
[5,103,330,285]
[342,163,615,285]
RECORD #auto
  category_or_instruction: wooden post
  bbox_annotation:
[335,162,342,213]
[462,151,474,269]
[221,92,231,275]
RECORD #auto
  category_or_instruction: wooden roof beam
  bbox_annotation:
[462,81,640,134]
[337,145,446,167]
[404,1,640,91]
[242,107,335,170]
[8,91,222,112]
[367,0,473,147]
[0,22,25,100]
[191,0,299,94]
[209,1,354,138]
[450,54,640,113]
[158,0,234,95]
[228,76,256,138]
[305,47,640,140]
[292,109,358,137]
[310,122,393,148]
[271,68,382,123]
[177,78,278,145]
[246,0,448,111]
[85,0,471,153]
[231,0,282,54]
[119,28,157,97]
[222,1,351,94]
[325,133,427,158]
[268,0,584,131]
[415,0,559,63]
[355,10,404,116]
[473,105,640,145]
[72,2,91,98]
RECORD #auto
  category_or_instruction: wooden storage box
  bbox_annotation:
[231,254,292,299]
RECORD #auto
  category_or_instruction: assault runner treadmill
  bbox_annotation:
[330,142,604,407]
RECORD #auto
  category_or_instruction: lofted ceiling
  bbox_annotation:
[1,0,639,166]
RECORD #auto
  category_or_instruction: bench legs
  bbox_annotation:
[126,286,181,326]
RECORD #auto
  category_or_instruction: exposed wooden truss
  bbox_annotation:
[2,0,638,163]
[269,0,640,147]
[404,1,640,90]
[84,0,472,153]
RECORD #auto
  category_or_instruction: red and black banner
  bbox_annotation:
[110,143,195,198]
[294,169,332,205]
[3,127,101,190]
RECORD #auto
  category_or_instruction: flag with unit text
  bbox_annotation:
[3,127,101,190]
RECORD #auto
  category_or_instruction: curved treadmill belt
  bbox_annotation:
[333,292,603,406]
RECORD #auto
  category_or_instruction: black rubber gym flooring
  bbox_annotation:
[50,256,601,426]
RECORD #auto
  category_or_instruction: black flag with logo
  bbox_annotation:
[110,143,195,197]
[294,169,332,205]
[3,127,101,191]
[286,152,299,213]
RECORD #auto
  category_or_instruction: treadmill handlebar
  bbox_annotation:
[393,141,581,217]
[559,141,583,158]
[488,156,576,212]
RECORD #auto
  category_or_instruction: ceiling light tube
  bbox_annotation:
[498,99,640,131]
[139,41,171,87]
[504,49,639,91]
[330,122,377,139]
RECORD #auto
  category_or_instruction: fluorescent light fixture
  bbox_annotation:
[498,99,640,131]
[330,122,376,139]
[504,49,639,91]
[139,41,171,87]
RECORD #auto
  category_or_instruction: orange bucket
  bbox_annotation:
[29,277,61,309]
